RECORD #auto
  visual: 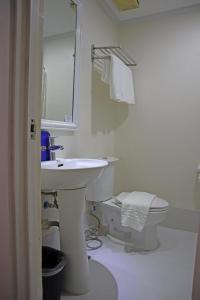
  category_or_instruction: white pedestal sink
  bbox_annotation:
[41,159,108,294]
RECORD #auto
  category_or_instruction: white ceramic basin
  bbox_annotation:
[41,158,108,190]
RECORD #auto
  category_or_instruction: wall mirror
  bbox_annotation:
[41,0,80,130]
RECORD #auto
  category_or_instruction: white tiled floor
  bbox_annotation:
[62,226,197,300]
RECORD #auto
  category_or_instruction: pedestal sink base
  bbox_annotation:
[41,158,108,294]
[58,188,90,295]
[62,260,118,300]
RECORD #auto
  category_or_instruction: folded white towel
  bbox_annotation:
[101,54,135,104]
[117,191,156,232]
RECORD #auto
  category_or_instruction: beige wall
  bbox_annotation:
[114,5,200,210]
[54,3,200,211]
[53,0,118,158]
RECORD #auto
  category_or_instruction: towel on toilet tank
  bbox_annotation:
[117,191,156,232]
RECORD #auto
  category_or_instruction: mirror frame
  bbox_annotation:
[41,0,81,131]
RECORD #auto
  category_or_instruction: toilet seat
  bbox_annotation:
[104,196,169,213]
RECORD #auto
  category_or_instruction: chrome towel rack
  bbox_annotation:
[91,44,137,67]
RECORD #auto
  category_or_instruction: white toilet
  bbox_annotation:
[86,157,169,251]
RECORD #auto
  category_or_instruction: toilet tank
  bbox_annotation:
[86,157,118,202]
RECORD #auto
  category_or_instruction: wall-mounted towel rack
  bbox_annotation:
[91,44,137,67]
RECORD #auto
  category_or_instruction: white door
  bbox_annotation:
[12,0,43,299]
[26,0,44,299]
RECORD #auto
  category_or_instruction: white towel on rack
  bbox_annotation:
[118,191,156,232]
[101,58,110,84]
[101,54,135,104]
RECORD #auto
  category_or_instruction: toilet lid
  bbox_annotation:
[150,197,169,211]
[104,196,169,212]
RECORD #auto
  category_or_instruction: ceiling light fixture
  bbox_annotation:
[113,0,140,11]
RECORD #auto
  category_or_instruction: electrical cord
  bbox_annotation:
[85,207,103,251]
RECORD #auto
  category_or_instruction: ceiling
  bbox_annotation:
[99,0,200,21]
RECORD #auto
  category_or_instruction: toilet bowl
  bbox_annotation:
[86,157,169,251]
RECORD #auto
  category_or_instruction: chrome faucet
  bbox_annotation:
[49,136,64,160]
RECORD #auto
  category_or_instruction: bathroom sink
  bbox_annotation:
[41,158,108,190]
[41,158,108,294]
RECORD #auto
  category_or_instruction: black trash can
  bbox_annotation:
[42,246,67,300]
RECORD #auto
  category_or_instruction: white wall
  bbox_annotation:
[44,0,76,37]
[114,5,200,210]
[52,2,200,211]
[53,0,118,158]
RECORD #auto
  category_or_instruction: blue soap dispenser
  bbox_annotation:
[41,130,51,161]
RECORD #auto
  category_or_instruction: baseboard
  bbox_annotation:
[162,206,200,232]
